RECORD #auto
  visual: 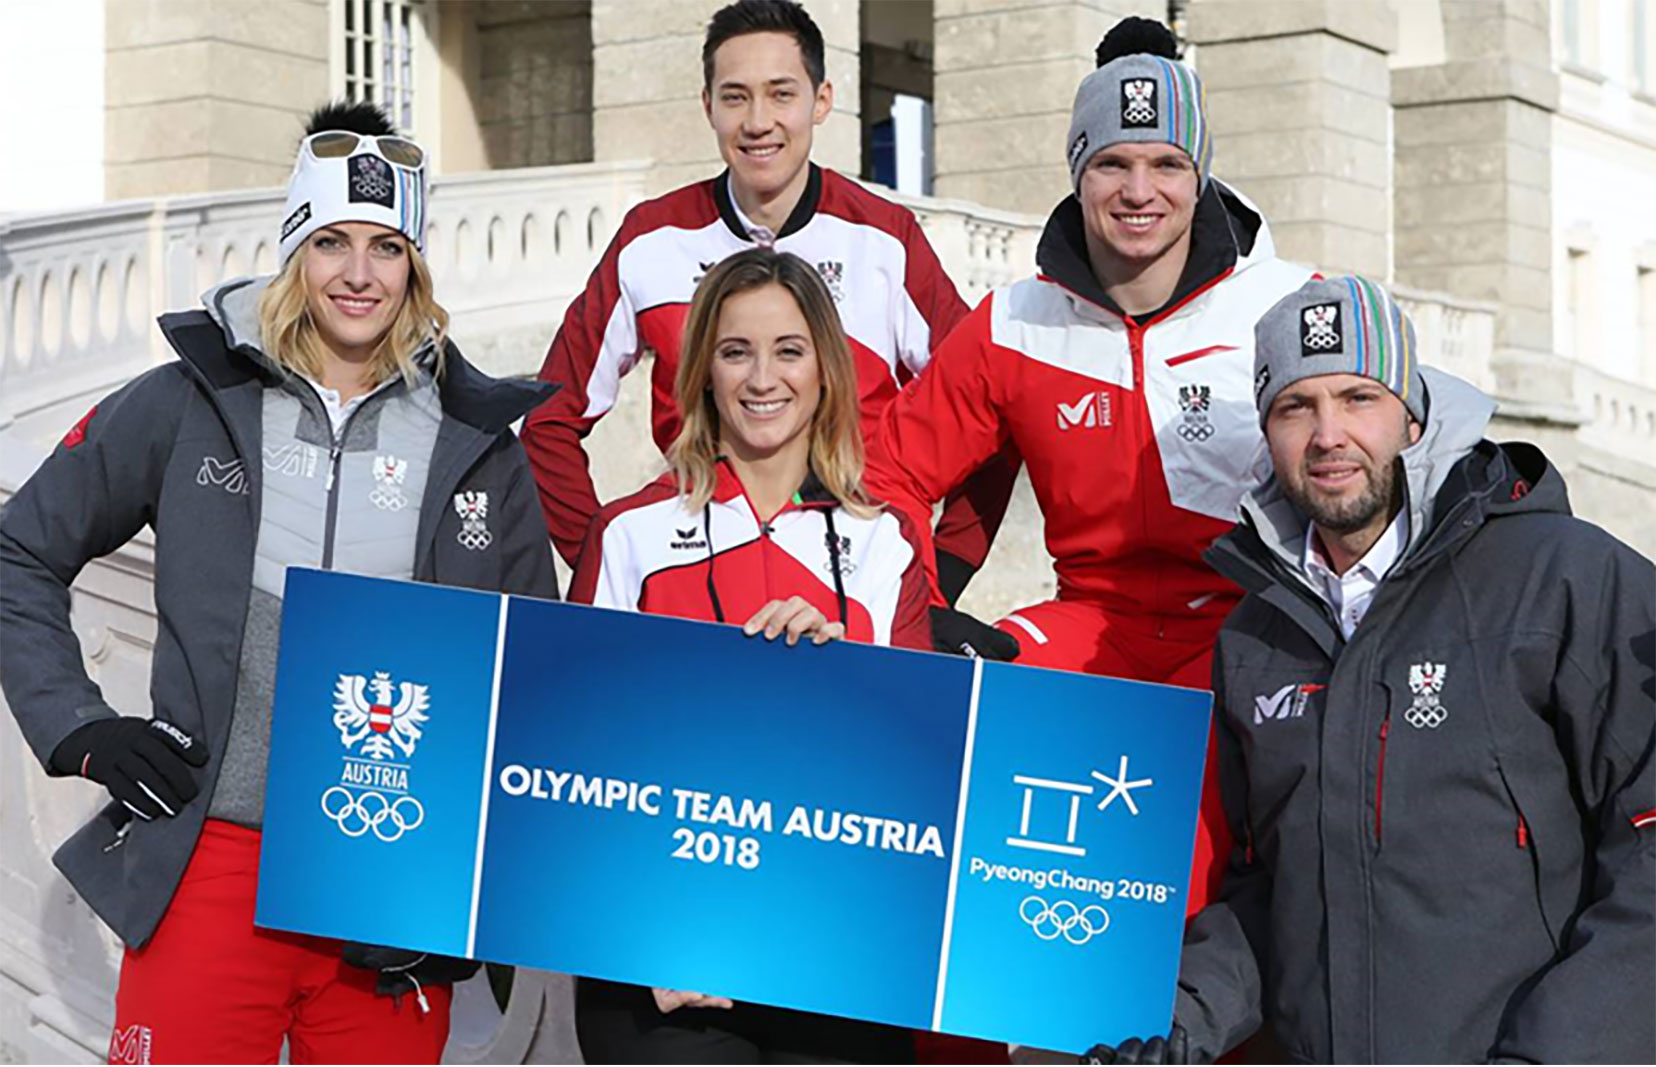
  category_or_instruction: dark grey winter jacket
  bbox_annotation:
[0,302,558,949]
[1177,369,1655,1064]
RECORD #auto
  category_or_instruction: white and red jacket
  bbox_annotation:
[569,462,932,651]
[865,182,1314,625]
[525,165,1013,570]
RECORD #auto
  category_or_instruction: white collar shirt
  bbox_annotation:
[1303,510,1408,640]
[726,174,778,247]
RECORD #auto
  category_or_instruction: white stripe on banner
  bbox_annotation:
[931,656,984,1031]
[467,594,511,957]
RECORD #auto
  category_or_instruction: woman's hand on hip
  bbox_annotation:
[743,597,845,646]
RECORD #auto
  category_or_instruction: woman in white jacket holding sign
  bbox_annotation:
[569,248,929,1062]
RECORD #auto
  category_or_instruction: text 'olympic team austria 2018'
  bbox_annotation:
[0,2,1650,1066]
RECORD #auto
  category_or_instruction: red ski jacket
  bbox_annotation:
[866,183,1314,624]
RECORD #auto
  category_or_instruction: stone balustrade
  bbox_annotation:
[1393,285,1499,394]
[1577,362,1656,458]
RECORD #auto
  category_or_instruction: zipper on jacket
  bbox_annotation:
[309,388,376,571]
[1125,319,1160,622]
[1516,815,1529,849]
[321,435,345,570]
[758,519,774,601]
[1373,712,1391,846]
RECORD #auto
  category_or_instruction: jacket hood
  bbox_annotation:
[1231,366,1502,584]
[179,276,555,433]
[203,275,279,367]
[1034,178,1274,319]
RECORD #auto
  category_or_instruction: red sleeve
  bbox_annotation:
[888,508,935,652]
[565,503,610,606]
[899,211,969,358]
[521,210,645,567]
[899,221,1022,572]
[863,296,1011,603]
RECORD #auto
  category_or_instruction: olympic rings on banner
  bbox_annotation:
[1019,895,1111,944]
[320,786,425,841]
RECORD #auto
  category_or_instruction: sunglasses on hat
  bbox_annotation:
[304,131,425,169]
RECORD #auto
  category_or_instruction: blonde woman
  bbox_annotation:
[0,102,556,1063]
[568,248,928,1063]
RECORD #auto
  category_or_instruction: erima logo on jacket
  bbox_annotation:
[1253,682,1325,725]
[670,526,708,550]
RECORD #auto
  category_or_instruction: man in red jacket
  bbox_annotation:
[864,19,1315,914]
[523,0,1016,657]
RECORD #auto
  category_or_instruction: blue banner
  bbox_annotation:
[257,569,1211,1053]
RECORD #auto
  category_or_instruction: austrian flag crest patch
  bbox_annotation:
[1406,662,1449,729]
[454,490,491,550]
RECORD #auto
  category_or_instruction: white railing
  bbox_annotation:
[0,162,655,435]
[1575,360,1656,459]
[886,187,1042,302]
[1393,285,1498,393]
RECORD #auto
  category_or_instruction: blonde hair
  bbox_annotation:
[257,235,449,387]
[669,248,872,517]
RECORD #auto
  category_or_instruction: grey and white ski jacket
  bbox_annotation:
[0,278,558,948]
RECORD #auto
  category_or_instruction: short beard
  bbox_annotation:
[1284,452,1405,535]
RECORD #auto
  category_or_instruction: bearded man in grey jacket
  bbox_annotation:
[1084,276,1654,1065]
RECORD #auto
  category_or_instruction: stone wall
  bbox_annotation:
[1188,0,1395,277]
[932,0,1164,216]
[103,0,329,198]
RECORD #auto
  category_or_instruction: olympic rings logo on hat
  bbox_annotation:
[320,786,425,842]
[1020,895,1111,944]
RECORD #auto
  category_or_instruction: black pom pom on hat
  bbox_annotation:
[303,99,396,139]
[1095,16,1180,67]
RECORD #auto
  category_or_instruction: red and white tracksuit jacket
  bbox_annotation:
[569,462,931,652]
[864,182,1314,912]
[525,164,1014,570]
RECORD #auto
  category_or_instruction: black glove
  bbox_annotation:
[341,942,480,1010]
[929,606,1020,661]
[1082,1026,1191,1065]
[936,550,977,608]
[49,717,207,820]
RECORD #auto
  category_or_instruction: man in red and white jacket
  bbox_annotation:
[523,0,1015,623]
[865,19,1315,914]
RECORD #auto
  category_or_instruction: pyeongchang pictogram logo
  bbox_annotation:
[1056,392,1113,431]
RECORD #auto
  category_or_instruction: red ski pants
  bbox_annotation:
[108,820,451,1065]
[997,598,1231,915]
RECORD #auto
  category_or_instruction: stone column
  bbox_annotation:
[590,0,859,196]
[1392,0,1566,419]
[932,1,1163,217]
[104,0,329,198]
[1186,0,1396,278]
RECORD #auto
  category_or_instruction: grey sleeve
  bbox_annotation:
[494,435,560,602]
[0,365,184,769]
[1174,641,1268,1062]
[1489,543,1656,1064]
